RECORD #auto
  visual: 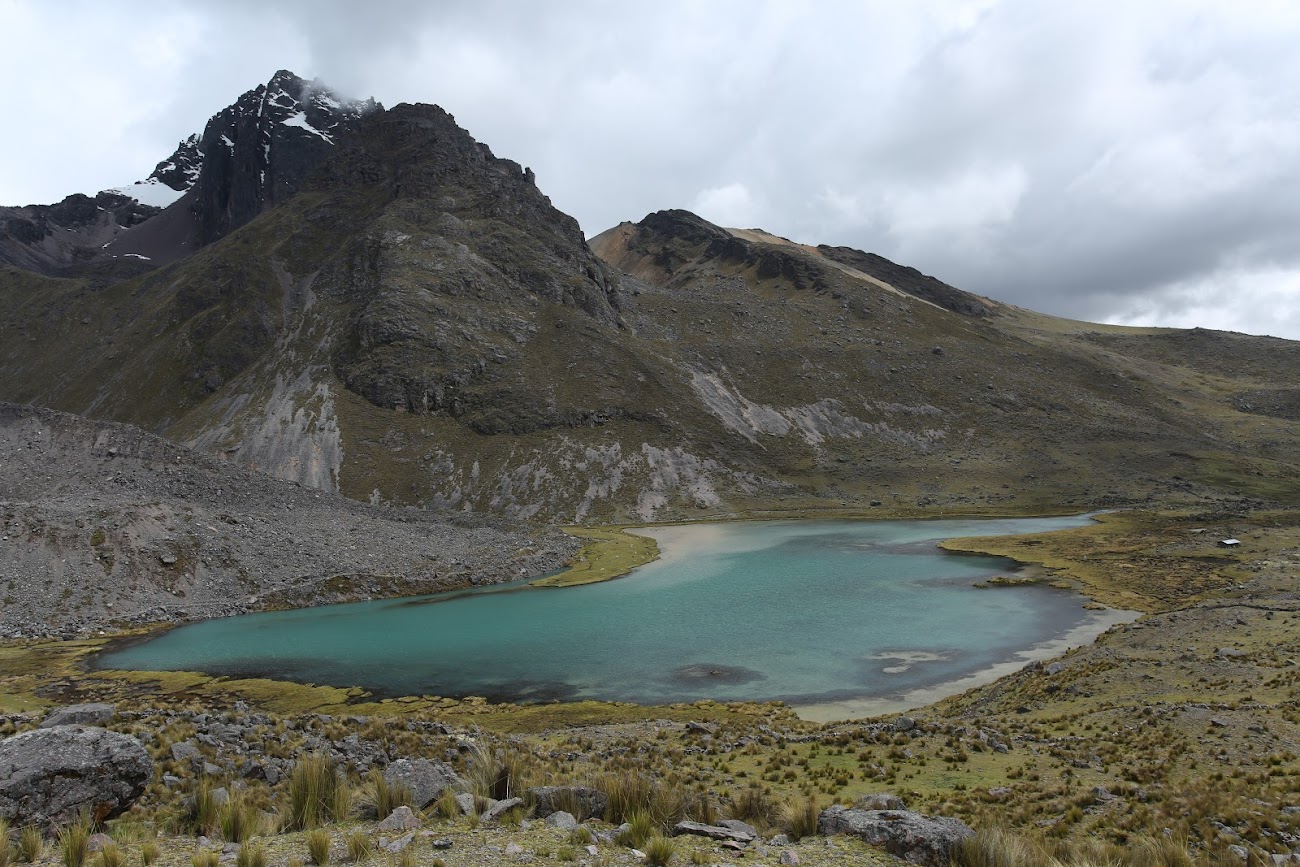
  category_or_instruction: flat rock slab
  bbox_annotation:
[40,703,116,729]
[481,797,523,822]
[0,725,152,828]
[377,806,421,832]
[818,806,974,867]
[672,820,756,843]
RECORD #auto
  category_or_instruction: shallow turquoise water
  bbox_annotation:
[96,516,1099,706]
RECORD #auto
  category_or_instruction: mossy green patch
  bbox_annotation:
[532,526,659,587]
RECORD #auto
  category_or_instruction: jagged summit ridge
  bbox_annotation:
[190,69,381,245]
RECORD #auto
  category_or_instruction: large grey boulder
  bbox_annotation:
[672,820,756,843]
[39,704,116,729]
[383,759,462,809]
[817,806,974,867]
[529,785,609,820]
[0,725,152,828]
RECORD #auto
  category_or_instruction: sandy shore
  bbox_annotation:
[794,604,1139,723]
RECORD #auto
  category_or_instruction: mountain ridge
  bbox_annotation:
[2,71,1299,524]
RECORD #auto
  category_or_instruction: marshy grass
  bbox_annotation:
[305,829,331,865]
[58,815,92,867]
[286,754,349,831]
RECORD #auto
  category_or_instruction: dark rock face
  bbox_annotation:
[191,70,380,246]
[529,785,609,820]
[148,134,204,192]
[0,726,152,828]
[816,245,990,316]
[0,192,161,274]
[817,806,974,866]
[382,758,462,809]
[39,703,116,729]
[320,102,621,420]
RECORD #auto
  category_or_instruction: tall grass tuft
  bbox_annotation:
[96,843,125,867]
[643,834,676,866]
[191,852,219,867]
[286,753,348,831]
[433,788,459,821]
[58,815,92,867]
[183,780,222,837]
[139,841,160,867]
[1,818,11,867]
[599,774,710,828]
[727,786,777,827]
[305,829,331,866]
[615,811,655,850]
[463,741,531,801]
[359,770,412,820]
[235,842,266,867]
[220,792,257,844]
[345,832,372,863]
[777,796,820,842]
[17,827,41,864]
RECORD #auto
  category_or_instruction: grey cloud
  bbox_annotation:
[3,0,1299,337]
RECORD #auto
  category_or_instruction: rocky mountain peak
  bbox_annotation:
[190,70,381,245]
[147,134,203,193]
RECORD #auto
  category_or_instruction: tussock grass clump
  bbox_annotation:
[139,841,159,867]
[464,741,532,801]
[615,811,655,850]
[96,843,125,867]
[1,818,11,867]
[954,827,1239,867]
[220,793,258,844]
[191,852,219,867]
[305,829,331,866]
[777,796,820,842]
[235,843,266,867]
[58,815,92,867]
[345,832,372,863]
[358,770,411,820]
[433,788,459,821]
[643,834,676,866]
[728,786,777,827]
[286,754,349,831]
[181,780,222,837]
[17,827,42,864]
[599,774,710,828]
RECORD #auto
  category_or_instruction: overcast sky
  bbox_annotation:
[3,0,1299,338]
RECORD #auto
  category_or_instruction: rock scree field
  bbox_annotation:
[3,69,1300,865]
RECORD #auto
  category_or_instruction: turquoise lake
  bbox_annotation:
[95,516,1118,712]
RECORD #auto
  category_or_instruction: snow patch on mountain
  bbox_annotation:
[104,178,186,208]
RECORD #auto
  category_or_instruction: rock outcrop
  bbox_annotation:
[0,726,152,828]
[382,758,463,809]
[817,805,974,866]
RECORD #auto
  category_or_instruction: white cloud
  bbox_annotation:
[693,183,760,228]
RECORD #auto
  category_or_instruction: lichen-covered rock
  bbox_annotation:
[0,726,152,828]
[383,758,462,809]
[817,806,974,866]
